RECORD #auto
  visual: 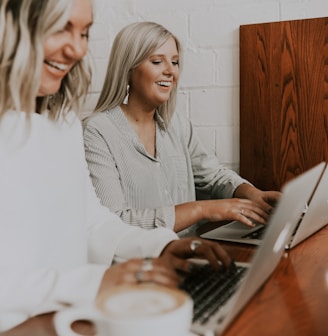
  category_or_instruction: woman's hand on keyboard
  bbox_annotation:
[196,198,268,228]
[175,196,274,232]
[98,257,181,294]
[233,184,281,217]
[199,182,281,228]
[159,237,233,273]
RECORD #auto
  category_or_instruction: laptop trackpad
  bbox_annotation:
[224,220,252,230]
[201,220,262,239]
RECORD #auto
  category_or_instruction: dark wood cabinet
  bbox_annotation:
[239,17,328,191]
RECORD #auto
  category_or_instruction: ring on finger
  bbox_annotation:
[241,208,245,215]
[190,240,202,253]
[135,271,143,283]
[141,257,153,272]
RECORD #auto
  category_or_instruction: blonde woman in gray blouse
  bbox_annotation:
[83,22,280,234]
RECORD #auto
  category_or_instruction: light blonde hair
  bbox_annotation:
[0,0,92,120]
[94,21,183,126]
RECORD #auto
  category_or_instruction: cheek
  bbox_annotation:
[174,69,180,82]
[134,73,153,89]
[80,40,89,57]
[43,36,58,59]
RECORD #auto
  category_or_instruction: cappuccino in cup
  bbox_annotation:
[54,283,193,336]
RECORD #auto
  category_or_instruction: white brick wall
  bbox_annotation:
[84,0,328,173]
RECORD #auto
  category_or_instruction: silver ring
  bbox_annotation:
[190,240,202,253]
[241,208,245,215]
[141,257,153,272]
[135,271,143,283]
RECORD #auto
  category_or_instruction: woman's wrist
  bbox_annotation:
[233,183,257,199]
[174,201,204,231]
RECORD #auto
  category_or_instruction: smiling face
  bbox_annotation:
[37,0,93,97]
[129,37,180,110]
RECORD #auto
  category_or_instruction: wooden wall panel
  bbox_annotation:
[240,17,328,191]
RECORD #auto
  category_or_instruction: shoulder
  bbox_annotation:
[83,108,125,147]
[83,108,119,136]
[169,112,193,139]
[83,111,110,129]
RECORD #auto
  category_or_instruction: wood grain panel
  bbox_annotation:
[240,17,328,191]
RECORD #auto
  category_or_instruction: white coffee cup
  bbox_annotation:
[53,283,193,336]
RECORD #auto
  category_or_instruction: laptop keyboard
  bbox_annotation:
[241,226,266,240]
[180,263,247,325]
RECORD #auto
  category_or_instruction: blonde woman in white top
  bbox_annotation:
[0,1,232,331]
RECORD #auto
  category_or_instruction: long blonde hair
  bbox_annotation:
[94,21,183,127]
[0,0,91,120]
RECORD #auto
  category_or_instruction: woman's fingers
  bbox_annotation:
[99,258,180,292]
[160,238,232,270]
[236,201,267,227]
[203,198,270,226]
[188,238,231,269]
[135,268,179,287]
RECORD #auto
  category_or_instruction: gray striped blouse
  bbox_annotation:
[83,107,249,232]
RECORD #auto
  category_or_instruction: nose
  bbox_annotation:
[163,61,175,76]
[64,35,87,60]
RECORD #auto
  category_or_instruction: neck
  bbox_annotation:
[120,103,157,157]
[120,103,156,124]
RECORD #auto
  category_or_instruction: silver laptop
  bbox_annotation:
[200,162,328,249]
[182,164,324,336]
[286,162,328,249]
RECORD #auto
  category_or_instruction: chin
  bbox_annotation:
[39,70,65,93]
[37,84,61,97]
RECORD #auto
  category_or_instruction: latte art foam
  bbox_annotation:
[98,284,187,318]
[104,289,180,317]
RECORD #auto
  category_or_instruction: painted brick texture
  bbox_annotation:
[84,0,328,172]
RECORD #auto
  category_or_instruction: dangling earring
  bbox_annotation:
[123,85,130,105]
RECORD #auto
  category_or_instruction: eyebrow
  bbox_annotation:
[66,20,94,30]
[150,53,179,58]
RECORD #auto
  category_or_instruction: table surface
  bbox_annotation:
[2,222,328,336]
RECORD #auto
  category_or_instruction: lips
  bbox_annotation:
[44,60,68,71]
[156,81,172,87]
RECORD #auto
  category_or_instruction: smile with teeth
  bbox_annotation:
[45,60,68,71]
[156,81,171,87]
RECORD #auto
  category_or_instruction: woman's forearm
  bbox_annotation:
[174,202,204,232]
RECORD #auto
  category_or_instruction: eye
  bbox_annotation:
[55,22,71,35]
[152,60,162,65]
[172,60,179,66]
[55,28,68,36]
